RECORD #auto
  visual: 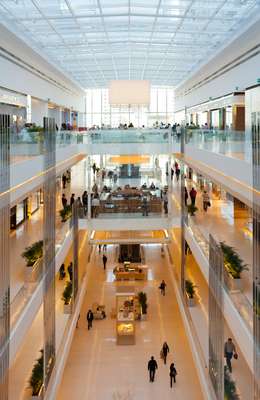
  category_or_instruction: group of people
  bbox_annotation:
[148,342,177,387]
[170,160,181,182]
[184,186,211,211]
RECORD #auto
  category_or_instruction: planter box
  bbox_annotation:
[63,302,72,314]
[28,384,44,399]
[225,272,242,293]
[186,292,196,307]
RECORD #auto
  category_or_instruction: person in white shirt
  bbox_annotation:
[202,190,210,212]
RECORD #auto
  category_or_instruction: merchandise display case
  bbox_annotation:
[116,288,136,345]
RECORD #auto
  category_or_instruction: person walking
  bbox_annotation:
[62,193,67,209]
[62,173,67,189]
[171,167,174,180]
[68,262,73,281]
[224,338,237,373]
[102,254,108,270]
[159,280,167,296]
[175,167,180,182]
[169,363,177,387]
[162,191,168,214]
[92,162,97,177]
[142,197,149,216]
[161,342,170,364]
[98,244,102,253]
[189,187,197,206]
[70,193,75,207]
[82,191,88,216]
[184,187,188,206]
[148,356,158,382]
[202,190,210,212]
[86,309,94,330]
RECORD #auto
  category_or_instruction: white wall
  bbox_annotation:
[0,25,85,112]
[174,16,260,111]
[31,98,49,126]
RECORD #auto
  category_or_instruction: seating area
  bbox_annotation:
[97,184,165,215]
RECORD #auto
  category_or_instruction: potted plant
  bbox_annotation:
[220,242,248,292]
[29,350,44,399]
[138,291,148,320]
[187,204,198,216]
[185,279,196,307]
[224,366,240,399]
[59,205,72,222]
[62,281,73,314]
[22,240,43,282]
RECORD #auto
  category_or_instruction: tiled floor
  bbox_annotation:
[57,244,203,400]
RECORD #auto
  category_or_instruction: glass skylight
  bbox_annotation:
[0,0,259,88]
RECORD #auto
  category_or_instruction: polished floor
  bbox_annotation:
[57,244,203,400]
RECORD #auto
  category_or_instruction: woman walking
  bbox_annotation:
[161,342,170,364]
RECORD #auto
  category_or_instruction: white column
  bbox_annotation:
[31,98,48,126]
[87,156,91,220]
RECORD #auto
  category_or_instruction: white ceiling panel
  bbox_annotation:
[0,0,259,88]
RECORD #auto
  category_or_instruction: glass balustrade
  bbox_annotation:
[186,216,253,333]
[10,216,73,328]
[9,127,254,165]
[184,129,251,161]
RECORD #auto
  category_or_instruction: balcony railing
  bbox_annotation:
[186,216,253,333]
[184,129,250,161]
[10,217,73,328]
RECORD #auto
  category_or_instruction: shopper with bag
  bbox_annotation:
[169,363,177,387]
[224,338,237,372]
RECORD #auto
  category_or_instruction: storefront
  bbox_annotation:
[0,87,27,132]
[10,189,41,230]
[10,198,28,230]
[28,190,41,216]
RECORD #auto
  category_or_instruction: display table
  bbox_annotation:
[116,288,136,345]
[113,263,148,281]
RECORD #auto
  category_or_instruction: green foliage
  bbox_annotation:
[185,279,196,299]
[29,350,43,396]
[62,281,73,305]
[187,204,198,216]
[138,291,148,314]
[22,240,43,267]
[27,126,44,133]
[59,205,72,222]
[224,366,240,399]
[220,242,248,279]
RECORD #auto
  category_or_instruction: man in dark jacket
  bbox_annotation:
[102,254,108,270]
[148,356,158,382]
[86,309,94,330]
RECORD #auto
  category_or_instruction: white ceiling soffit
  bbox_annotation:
[0,0,259,89]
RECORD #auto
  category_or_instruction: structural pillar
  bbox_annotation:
[0,114,10,400]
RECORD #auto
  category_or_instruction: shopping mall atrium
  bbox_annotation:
[1,1,260,399]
